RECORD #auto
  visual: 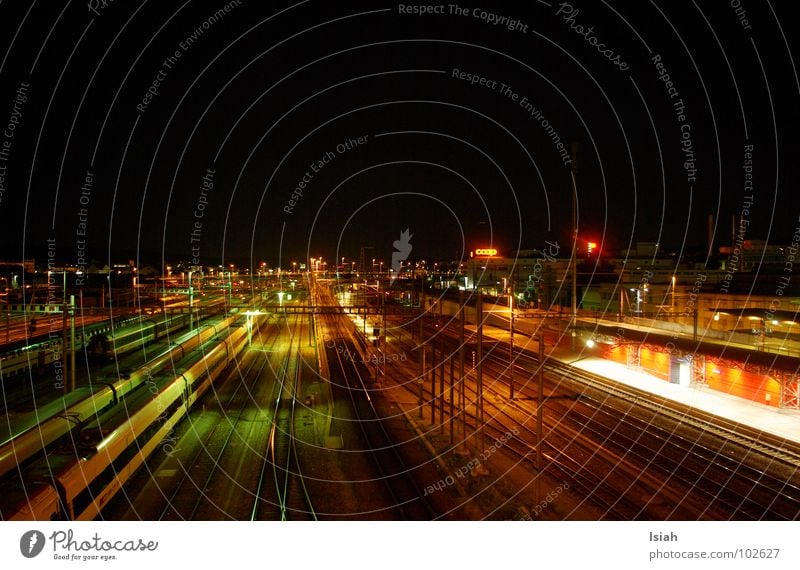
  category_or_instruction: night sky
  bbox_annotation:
[0,1,798,271]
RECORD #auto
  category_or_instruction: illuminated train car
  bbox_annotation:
[0,316,237,480]
[0,340,61,377]
[0,318,256,520]
[87,314,189,361]
[0,315,147,378]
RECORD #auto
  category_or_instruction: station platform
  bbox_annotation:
[566,354,800,445]
[471,323,800,447]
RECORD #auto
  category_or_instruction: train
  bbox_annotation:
[0,314,144,378]
[1,315,258,520]
[0,339,61,377]
[0,315,238,481]
[86,313,189,361]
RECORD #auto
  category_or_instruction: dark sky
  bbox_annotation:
[0,0,798,271]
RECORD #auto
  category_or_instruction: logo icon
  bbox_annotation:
[20,530,45,558]
[391,228,413,280]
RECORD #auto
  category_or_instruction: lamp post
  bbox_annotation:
[1,277,8,343]
[508,282,514,399]
[244,310,263,346]
[671,276,676,309]
[188,270,194,330]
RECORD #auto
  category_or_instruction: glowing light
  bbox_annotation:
[587,241,597,254]
[585,339,596,348]
[475,248,498,256]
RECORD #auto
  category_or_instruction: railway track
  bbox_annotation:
[156,315,289,520]
[321,292,437,520]
[251,325,317,520]
[380,314,800,519]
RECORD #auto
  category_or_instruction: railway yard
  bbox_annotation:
[1,276,799,520]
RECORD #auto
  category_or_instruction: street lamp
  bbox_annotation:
[671,276,676,309]
[0,277,9,343]
[244,310,263,346]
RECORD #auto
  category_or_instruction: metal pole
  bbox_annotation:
[418,312,424,419]
[477,292,484,456]
[570,142,578,350]
[534,332,545,511]
[509,283,514,399]
[439,339,444,430]
[430,342,436,424]
[537,333,544,472]
[70,295,76,392]
[458,291,467,454]
[382,300,386,379]
[188,271,194,331]
[62,274,68,394]
[449,346,454,444]
[421,346,426,420]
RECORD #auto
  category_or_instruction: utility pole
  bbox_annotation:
[418,315,425,418]
[457,290,468,455]
[476,292,484,456]
[536,332,545,508]
[70,295,76,392]
[61,273,68,394]
[570,141,578,350]
[509,282,514,399]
